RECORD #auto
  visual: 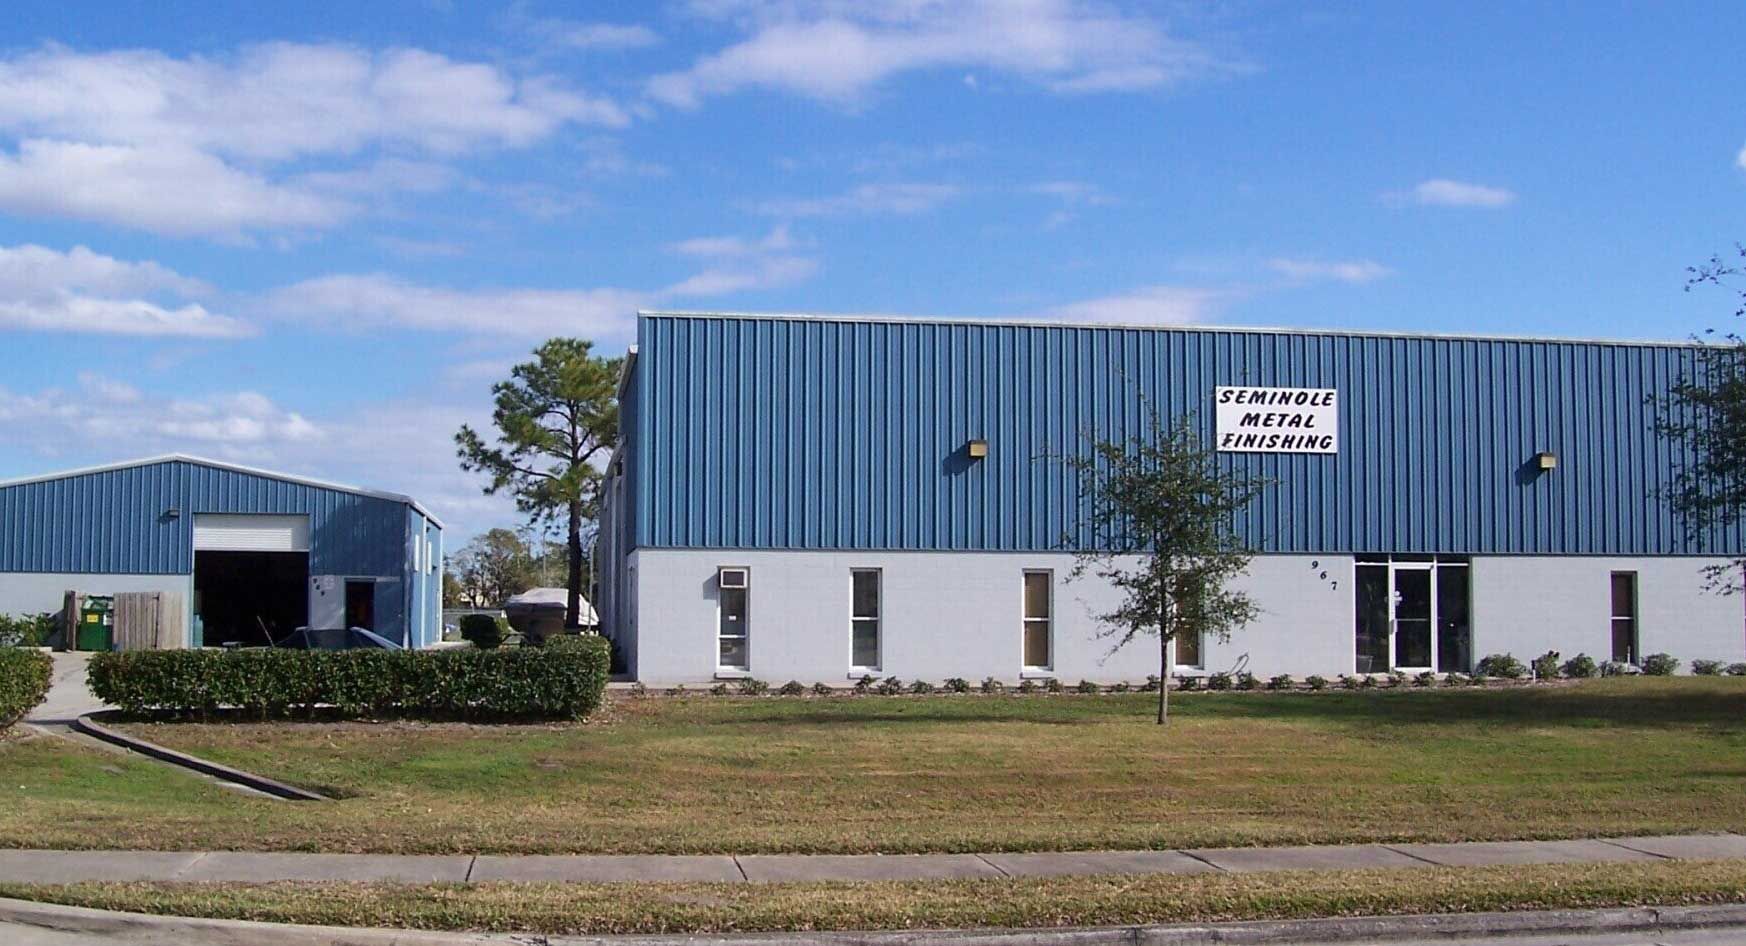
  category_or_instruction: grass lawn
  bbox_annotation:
[6,860,1746,934]
[1,678,1744,854]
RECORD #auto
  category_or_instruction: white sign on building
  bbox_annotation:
[1214,386,1338,453]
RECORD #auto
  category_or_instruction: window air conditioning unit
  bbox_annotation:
[718,567,749,589]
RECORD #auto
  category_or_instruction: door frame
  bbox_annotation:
[1388,561,1437,673]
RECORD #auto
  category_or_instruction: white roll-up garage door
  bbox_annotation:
[192,514,311,552]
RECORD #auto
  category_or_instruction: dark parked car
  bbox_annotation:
[274,626,402,650]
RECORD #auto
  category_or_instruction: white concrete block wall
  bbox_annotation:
[1472,556,1745,667]
[0,572,192,617]
[628,550,1350,685]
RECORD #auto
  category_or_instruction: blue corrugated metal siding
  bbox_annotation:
[633,314,1738,556]
[0,459,412,575]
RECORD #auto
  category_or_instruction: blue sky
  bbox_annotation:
[2,1,1743,540]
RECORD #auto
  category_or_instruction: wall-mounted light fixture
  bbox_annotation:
[1535,451,1558,471]
[966,438,989,459]
[164,506,181,520]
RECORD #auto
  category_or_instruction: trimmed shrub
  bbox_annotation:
[87,636,609,721]
[777,680,807,696]
[1207,671,1233,691]
[1599,660,1631,677]
[876,676,905,695]
[979,676,1005,694]
[1442,672,1468,687]
[1561,654,1598,679]
[853,674,876,694]
[1075,679,1100,694]
[1338,674,1360,690]
[709,682,729,696]
[810,682,834,696]
[944,677,971,693]
[736,678,770,696]
[1235,671,1259,691]
[1691,659,1724,676]
[1016,678,1038,694]
[1641,653,1679,676]
[1107,681,1131,693]
[458,614,506,650]
[1176,675,1200,691]
[1385,670,1408,689]
[629,682,649,699]
[0,613,55,648]
[1266,673,1294,691]
[1468,672,1489,686]
[1359,674,1377,689]
[1140,675,1162,692]
[1413,671,1437,688]
[1044,677,1065,694]
[1531,651,1562,680]
[1476,653,1527,679]
[1726,663,1746,677]
[908,679,936,694]
[0,647,53,731]
[1305,674,1329,691]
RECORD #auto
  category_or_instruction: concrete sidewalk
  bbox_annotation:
[0,833,1743,885]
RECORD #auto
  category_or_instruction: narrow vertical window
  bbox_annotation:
[1610,571,1638,664]
[850,569,880,671]
[718,567,749,671]
[1175,630,1202,669]
[1023,570,1052,670]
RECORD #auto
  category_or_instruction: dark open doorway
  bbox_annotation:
[345,580,375,630]
[194,550,308,646]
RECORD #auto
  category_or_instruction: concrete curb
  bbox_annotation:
[71,714,328,802]
[4,897,1746,946]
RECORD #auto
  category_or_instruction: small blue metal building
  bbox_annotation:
[599,311,1745,684]
[0,455,443,649]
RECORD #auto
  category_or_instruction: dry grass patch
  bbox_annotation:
[1,678,1742,854]
[6,860,1746,934]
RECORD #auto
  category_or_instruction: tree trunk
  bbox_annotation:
[565,499,584,629]
[1157,633,1170,725]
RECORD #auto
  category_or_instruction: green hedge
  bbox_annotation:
[0,648,53,731]
[87,636,610,721]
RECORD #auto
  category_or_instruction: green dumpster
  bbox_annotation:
[77,596,113,652]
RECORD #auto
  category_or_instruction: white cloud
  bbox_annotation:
[529,20,662,51]
[0,43,624,237]
[755,182,959,217]
[661,225,817,296]
[666,224,800,257]
[0,383,317,451]
[0,243,251,337]
[258,274,648,340]
[1268,258,1392,284]
[1042,285,1236,325]
[1029,180,1114,206]
[649,0,1238,107]
[0,43,624,160]
[1403,178,1516,208]
[1737,143,1745,170]
[0,140,351,238]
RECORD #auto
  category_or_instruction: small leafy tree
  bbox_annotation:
[1656,246,1746,591]
[1067,413,1267,724]
[457,339,622,628]
[448,528,539,608]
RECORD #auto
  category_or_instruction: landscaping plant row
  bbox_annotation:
[0,647,52,731]
[632,650,1746,698]
[87,635,610,720]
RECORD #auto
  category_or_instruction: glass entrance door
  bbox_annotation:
[1391,567,1434,670]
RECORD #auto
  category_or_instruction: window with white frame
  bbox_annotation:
[850,569,881,671]
[718,567,749,671]
[1174,629,1203,669]
[1022,570,1052,670]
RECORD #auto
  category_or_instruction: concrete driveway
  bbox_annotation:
[26,651,109,725]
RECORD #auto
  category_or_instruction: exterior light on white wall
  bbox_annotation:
[1535,451,1559,471]
[966,439,989,459]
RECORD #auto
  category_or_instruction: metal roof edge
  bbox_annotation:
[634,309,1712,350]
[0,454,445,529]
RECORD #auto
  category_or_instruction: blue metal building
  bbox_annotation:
[0,455,443,649]
[600,312,1745,684]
